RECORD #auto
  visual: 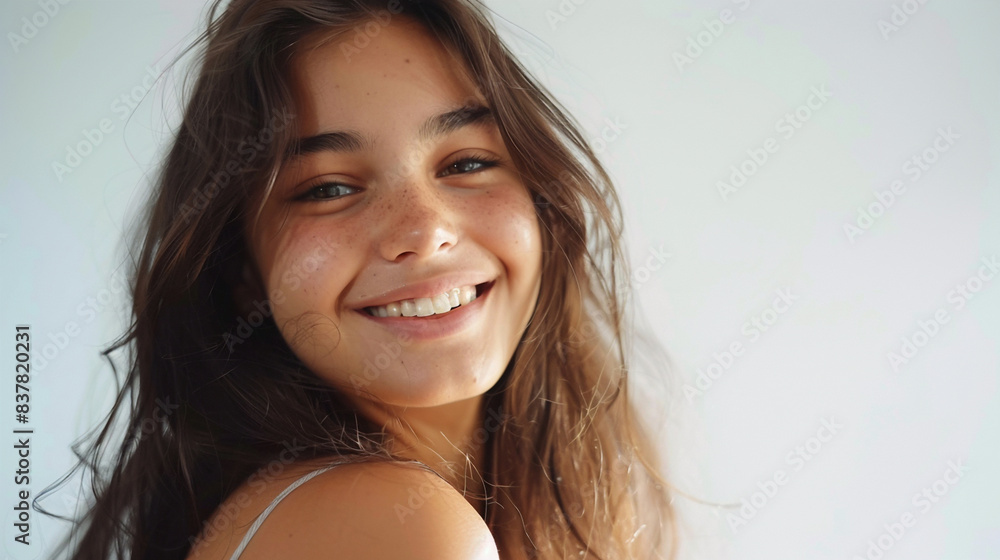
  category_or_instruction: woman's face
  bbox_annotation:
[247,18,542,409]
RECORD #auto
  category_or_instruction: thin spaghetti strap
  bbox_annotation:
[228,464,340,560]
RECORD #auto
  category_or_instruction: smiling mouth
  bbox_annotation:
[363,281,494,318]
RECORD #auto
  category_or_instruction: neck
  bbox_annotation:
[351,394,490,516]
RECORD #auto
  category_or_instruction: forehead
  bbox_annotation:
[288,18,484,136]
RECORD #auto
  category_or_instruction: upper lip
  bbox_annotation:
[351,272,495,310]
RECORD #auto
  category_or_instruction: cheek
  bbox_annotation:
[262,228,352,322]
[477,185,541,253]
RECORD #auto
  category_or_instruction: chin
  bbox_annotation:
[356,360,505,409]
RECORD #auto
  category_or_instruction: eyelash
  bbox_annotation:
[295,155,502,202]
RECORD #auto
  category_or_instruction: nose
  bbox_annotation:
[377,177,459,262]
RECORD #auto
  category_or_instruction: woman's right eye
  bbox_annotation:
[295,182,360,202]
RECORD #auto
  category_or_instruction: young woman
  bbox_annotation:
[55,0,675,558]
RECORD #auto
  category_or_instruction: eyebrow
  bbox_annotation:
[286,104,495,158]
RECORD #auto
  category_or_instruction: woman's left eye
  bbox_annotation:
[439,155,501,177]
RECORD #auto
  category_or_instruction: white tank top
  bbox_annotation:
[227,464,340,560]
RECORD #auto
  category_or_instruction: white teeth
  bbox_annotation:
[414,298,435,317]
[458,287,475,305]
[432,294,451,313]
[365,284,480,318]
[400,300,417,317]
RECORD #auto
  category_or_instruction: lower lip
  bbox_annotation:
[355,283,492,341]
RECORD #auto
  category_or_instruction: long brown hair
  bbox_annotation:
[49,0,676,558]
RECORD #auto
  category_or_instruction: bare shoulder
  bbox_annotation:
[191,459,498,560]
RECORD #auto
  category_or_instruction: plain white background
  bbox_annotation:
[1,0,997,558]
